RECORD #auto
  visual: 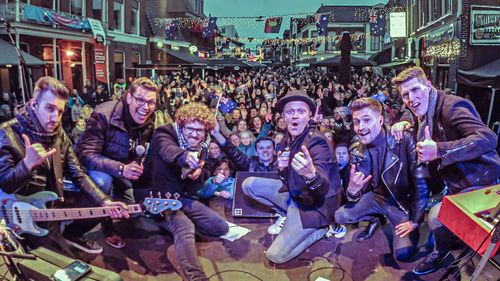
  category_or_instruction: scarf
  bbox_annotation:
[15,104,60,149]
[417,88,438,142]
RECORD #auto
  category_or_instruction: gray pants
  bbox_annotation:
[242,177,328,264]
[335,191,418,261]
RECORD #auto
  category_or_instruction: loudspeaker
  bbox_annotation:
[232,172,280,218]
[17,247,122,281]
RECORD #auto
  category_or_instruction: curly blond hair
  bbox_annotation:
[174,103,215,131]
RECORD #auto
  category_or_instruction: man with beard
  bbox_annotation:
[148,103,228,281]
[239,90,342,264]
[0,76,128,255]
[390,67,500,275]
[76,77,158,249]
[335,98,428,261]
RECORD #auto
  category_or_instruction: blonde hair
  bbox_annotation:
[175,103,215,131]
[127,77,159,96]
[32,76,69,101]
[391,67,428,87]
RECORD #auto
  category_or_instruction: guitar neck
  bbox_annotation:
[30,204,142,222]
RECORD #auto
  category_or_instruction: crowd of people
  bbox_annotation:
[0,65,498,281]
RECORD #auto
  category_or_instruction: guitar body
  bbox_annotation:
[0,191,59,236]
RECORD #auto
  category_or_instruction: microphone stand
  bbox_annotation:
[1,18,30,105]
[0,220,36,281]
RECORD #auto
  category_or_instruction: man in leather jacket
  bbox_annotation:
[335,98,428,262]
[75,77,158,249]
[391,67,500,275]
[0,76,128,255]
[235,90,342,264]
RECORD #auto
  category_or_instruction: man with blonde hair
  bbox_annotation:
[148,102,228,281]
[391,66,500,275]
[0,76,128,255]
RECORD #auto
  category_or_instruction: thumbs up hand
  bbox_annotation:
[291,145,317,179]
[416,126,440,163]
[22,134,57,171]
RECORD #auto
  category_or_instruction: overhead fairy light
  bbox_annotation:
[153,5,406,29]
[425,40,460,58]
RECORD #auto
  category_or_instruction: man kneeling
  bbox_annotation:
[335,98,428,261]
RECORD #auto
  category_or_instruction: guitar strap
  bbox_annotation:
[50,137,64,203]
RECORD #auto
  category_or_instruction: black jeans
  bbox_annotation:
[335,191,419,261]
[159,197,229,281]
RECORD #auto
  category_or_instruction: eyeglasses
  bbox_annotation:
[184,126,205,135]
[132,94,156,108]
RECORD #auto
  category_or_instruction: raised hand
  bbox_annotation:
[277,150,290,172]
[265,110,272,123]
[122,162,144,180]
[213,173,225,184]
[22,134,57,171]
[417,126,439,163]
[390,121,412,142]
[186,151,202,169]
[291,146,317,179]
[347,165,372,195]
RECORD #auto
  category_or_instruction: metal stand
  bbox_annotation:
[470,225,499,281]
[0,221,36,281]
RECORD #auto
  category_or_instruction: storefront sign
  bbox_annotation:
[470,5,500,45]
[390,12,406,38]
[424,23,455,47]
[94,41,108,85]
[88,18,106,45]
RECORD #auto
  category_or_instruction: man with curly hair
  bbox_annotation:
[148,102,228,281]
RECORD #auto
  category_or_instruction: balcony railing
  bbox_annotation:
[0,3,91,32]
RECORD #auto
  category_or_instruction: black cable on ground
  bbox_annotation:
[207,269,264,280]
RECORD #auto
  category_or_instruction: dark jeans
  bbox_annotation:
[87,170,136,236]
[159,197,229,281]
[335,191,419,261]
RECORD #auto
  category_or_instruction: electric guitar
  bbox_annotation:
[0,191,182,236]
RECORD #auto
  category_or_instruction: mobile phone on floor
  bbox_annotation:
[52,260,92,281]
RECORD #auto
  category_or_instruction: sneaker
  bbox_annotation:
[64,236,103,254]
[413,251,449,275]
[325,224,347,238]
[267,214,286,235]
[105,234,126,249]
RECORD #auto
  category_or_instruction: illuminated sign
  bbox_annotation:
[470,5,500,45]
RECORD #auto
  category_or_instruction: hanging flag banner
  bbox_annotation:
[370,9,386,36]
[88,18,106,45]
[165,19,179,40]
[202,17,218,38]
[264,17,282,33]
[315,14,329,36]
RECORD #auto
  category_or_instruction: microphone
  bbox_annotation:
[135,145,146,165]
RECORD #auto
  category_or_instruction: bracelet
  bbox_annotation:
[304,171,318,184]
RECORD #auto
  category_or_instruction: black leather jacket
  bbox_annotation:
[0,119,108,205]
[349,129,428,223]
[430,90,500,194]
[220,140,279,172]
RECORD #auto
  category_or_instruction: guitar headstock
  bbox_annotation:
[142,193,182,215]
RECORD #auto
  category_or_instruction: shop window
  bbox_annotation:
[370,35,380,51]
[131,8,139,35]
[92,0,103,21]
[114,51,125,80]
[114,1,124,32]
[70,0,82,16]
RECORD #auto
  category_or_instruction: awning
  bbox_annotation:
[378,59,414,69]
[207,57,252,69]
[0,39,47,66]
[164,49,208,65]
[368,46,392,65]
[457,58,500,89]
[312,55,376,67]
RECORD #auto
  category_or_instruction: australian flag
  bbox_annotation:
[164,19,179,40]
[315,14,329,36]
[370,9,386,36]
[202,17,218,38]
[218,97,237,114]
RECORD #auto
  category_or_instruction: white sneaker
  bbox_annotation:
[325,224,347,238]
[267,214,286,235]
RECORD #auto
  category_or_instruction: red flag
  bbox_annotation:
[264,17,282,33]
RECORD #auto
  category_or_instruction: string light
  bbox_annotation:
[215,34,366,45]
[425,40,460,58]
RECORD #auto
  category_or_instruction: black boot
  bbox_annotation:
[356,217,381,242]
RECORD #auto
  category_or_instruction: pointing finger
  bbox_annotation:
[22,134,31,147]
[301,145,311,160]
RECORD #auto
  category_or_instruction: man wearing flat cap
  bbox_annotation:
[241,90,343,264]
